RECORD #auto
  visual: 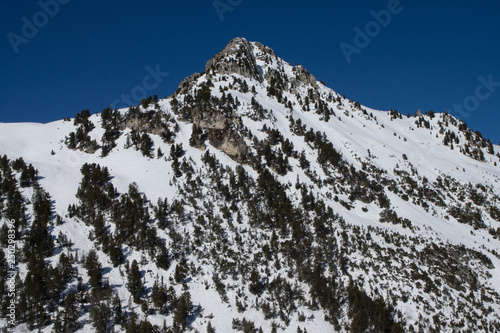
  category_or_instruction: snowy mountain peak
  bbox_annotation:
[203,37,319,92]
[205,37,263,82]
[1,38,500,332]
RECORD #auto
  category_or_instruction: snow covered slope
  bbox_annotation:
[1,37,500,332]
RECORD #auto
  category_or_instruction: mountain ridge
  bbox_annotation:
[0,38,500,332]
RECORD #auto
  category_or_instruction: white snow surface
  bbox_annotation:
[1,38,500,332]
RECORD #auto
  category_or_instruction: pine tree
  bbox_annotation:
[151,280,168,313]
[207,321,215,333]
[249,268,264,295]
[174,291,192,330]
[63,291,79,332]
[174,257,188,283]
[65,132,77,149]
[190,124,201,148]
[85,249,103,296]
[112,293,123,325]
[140,133,153,157]
[487,140,494,155]
[124,134,131,149]
[90,301,113,333]
[156,243,171,270]
[126,310,139,333]
[127,260,142,303]
[53,312,63,333]
[108,237,124,267]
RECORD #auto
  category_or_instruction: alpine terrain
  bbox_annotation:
[1,37,500,332]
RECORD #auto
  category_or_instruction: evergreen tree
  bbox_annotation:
[249,268,264,295]
[151,280,168,314]
[174,257,188,283]
[174,291,192,330]
[140,133,154,157]
[189,124,206,148]
[53,313,62,333]
[90,301,113,333]
[62,291,79,332]
[112,293,123,325]
[207,321,215,333]
[127,260,143,303]
[85,249,103,293]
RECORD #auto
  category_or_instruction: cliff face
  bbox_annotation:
[169,38,265,162]
[190,38,321,162]
[292,64,318,89]
[205,37,263,83]
[189,102,249,162]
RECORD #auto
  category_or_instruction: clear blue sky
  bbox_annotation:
[1,0,500,144]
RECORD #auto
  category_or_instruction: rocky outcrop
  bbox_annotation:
[292,65,318,89]
[187,103,228,130]
[174,72,201,97]
[205,37,263,82]
[196,113,227,130]
[206,127,249,162]
[122,107,177,144]
[125,117,166,136]
[252,41,276,58]
[181,103,249,161]
[189,105,249,162]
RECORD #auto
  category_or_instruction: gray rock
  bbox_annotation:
[292,64,318,89]
[205,37,263,83]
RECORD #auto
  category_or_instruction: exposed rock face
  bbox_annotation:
[292,65,318,89]
[204,37,318,95]
[188,103,228,130]
[172,37,256,162]
[179,100,249,161]
[205,37,263,82]
[84,144,99,154]
[190,106,249,161]
[125,117,165,136]
[252,41,277,58]
[177,38,324,163]
[207,127,249,162]
[196,113,227,130]
[184,37,324,162]
[175,73,201,96]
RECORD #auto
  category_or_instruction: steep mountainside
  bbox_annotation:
[1,37,500,332]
